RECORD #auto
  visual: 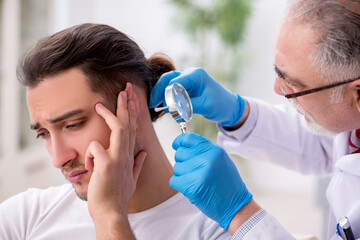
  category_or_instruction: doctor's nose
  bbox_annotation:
[49,136,77,169]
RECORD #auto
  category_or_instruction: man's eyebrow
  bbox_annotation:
[273,64,306,87]
[30,123,40,130]
[30,109,85,130]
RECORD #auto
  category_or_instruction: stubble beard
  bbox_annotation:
[62,159,89,201]
[289,99,337,137]
[74,182,88,201]
[63,140,143,202]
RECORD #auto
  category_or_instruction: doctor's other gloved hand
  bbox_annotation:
[169,132,253,230]
[149,67,245,127]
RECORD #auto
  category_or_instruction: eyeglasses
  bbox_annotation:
[279,76,360,99]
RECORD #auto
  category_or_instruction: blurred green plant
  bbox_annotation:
[170,0,252,141]
[171,0,251,46]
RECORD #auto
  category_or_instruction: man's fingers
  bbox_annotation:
[116,91,130,126]
[96,89,131,156]
[116,83,136,119]
[125,83,136,102]
[96,86,132,132]
[85,141,107,170]
[96,102,124,132]
[125,83,139,155]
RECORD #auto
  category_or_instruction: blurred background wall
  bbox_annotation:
[0,0,329,238]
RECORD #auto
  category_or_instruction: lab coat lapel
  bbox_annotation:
[326,132,360,238]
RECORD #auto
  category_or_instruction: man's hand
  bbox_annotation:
[149,67,246,127]
[85,83,146,239]
[169,132,253,230]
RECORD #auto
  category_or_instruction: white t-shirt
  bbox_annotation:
[0,184,230,240]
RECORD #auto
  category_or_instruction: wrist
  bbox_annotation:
[227,199,262,235]
[223,99,249,131]
[94,212,135,240]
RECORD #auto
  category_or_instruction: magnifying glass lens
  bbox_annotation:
[172,86,191,121]
[164,83,193,133]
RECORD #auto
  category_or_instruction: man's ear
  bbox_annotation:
[350,79,360,113]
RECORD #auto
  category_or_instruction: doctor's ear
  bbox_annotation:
[350,79,360,113]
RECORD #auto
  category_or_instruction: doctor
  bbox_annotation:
[150,0,360,239]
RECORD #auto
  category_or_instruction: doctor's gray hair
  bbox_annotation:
[285,0,360,102]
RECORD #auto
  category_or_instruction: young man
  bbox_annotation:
[150,0,360,239]
[0,23,230,239]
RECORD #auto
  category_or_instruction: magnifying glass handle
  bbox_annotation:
[180,122,187,133]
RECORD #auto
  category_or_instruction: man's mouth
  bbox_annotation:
[65,170,88,183]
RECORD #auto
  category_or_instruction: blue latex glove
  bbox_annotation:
[169,132,253,230]
[149,67,246,127]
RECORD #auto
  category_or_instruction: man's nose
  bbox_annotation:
[49,135,77,169]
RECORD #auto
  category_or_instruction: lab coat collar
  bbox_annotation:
[333,131,350,161]
[334,131,360,176]
[335,153,360,176]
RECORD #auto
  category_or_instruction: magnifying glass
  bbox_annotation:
[154,83,193,133]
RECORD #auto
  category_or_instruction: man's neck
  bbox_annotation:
[127,131,177,213]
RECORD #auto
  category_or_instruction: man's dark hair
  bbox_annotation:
[17,23,174,121]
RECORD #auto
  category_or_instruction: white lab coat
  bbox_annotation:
[218,98,360,239]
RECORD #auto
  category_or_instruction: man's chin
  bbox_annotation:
[72,183,88,201]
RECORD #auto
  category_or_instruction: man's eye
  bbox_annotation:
[66,122,83,129]
[36,131,49,139]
